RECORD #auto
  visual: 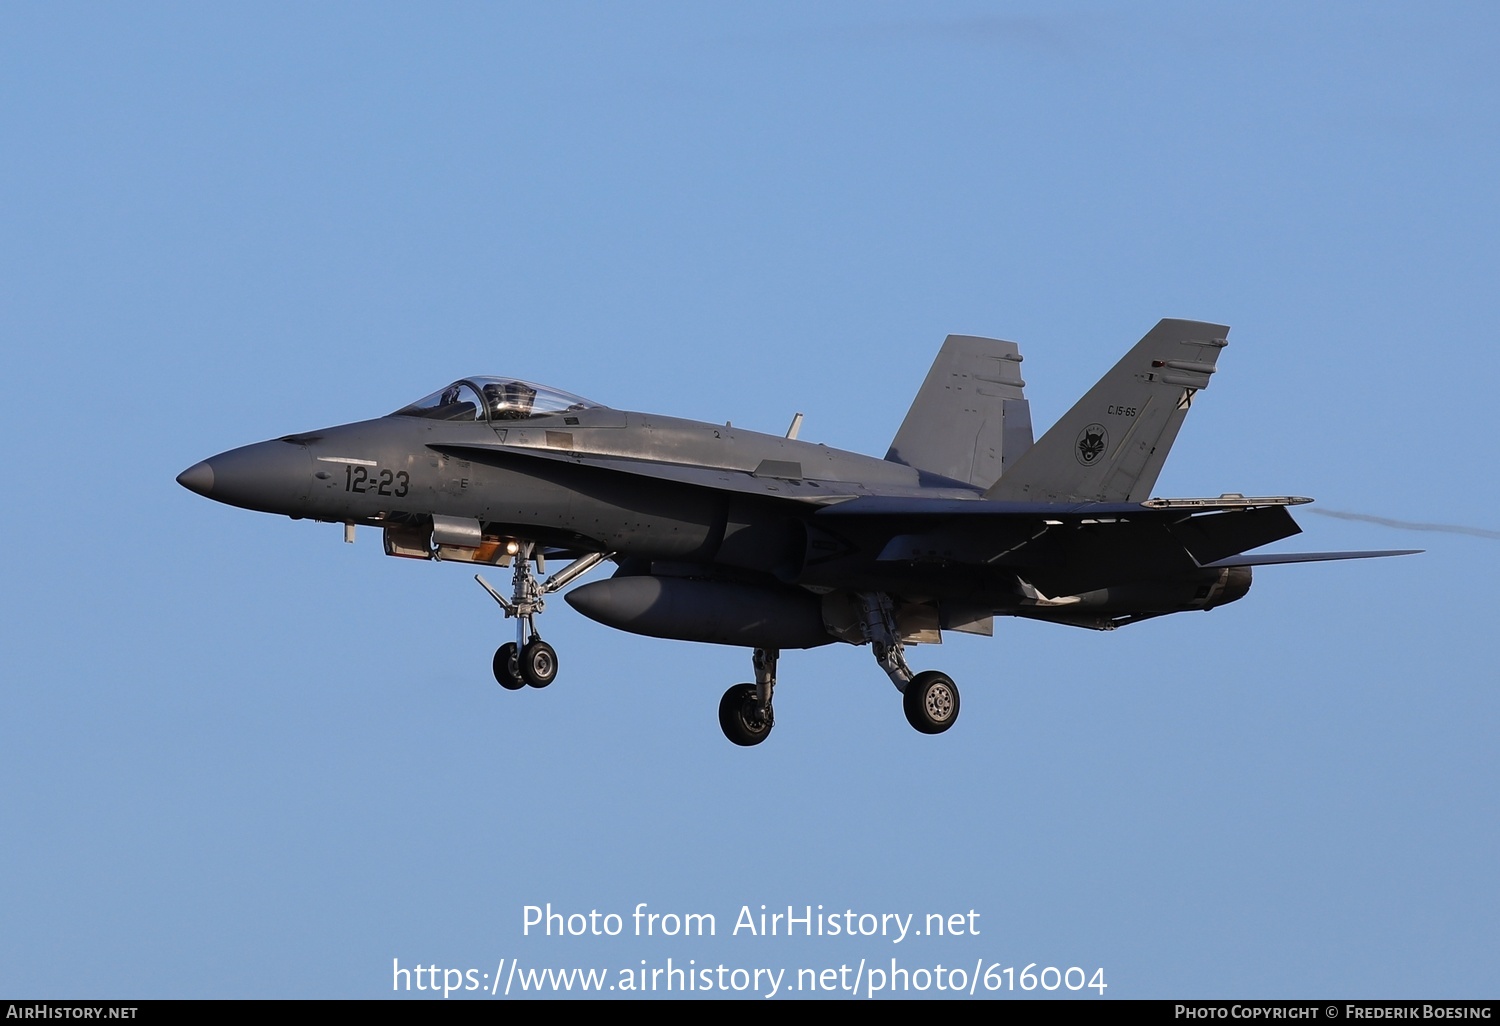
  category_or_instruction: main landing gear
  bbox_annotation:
[862,592,961,736]
[718,648,778,747]
[475,544,609,691]
[714,594,962,746]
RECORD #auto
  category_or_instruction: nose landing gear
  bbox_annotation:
[475,545,610,690]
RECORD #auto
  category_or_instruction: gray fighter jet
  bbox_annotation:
[177,319,1414,745]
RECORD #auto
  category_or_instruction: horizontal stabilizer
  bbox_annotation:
[1204,549,1422,567]
[1169,506,1301,566]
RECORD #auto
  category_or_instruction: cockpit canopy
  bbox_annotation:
[391,377,605,423]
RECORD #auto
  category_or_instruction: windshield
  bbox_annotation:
[391,378,604,422]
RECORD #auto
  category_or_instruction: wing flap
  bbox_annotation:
[1205,549,1421,567]
[817,494,1311,518]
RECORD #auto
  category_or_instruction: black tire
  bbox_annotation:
[718,682,773,746]
[520,639,558,688]
[903,670,959,734]
[492,643,524,691]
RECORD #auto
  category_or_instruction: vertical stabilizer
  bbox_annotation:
[885,334,1032,490]
[985,319,1229,503]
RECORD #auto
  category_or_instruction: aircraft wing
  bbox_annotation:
[815,494,1314,517]
[432,442,1419,569]
[815,495,1418,569]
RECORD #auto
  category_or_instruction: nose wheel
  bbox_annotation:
[492,639,558,689]
[519,638,557,688]
[492,642,525,690]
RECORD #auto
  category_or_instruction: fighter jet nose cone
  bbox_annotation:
[176,461,215,496]
[178,441,314,514]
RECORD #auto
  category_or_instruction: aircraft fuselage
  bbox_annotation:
[178,325,1414,744]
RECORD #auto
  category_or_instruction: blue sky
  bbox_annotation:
[2,1,1496,999]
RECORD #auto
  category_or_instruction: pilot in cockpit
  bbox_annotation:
[484,380,538,420]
